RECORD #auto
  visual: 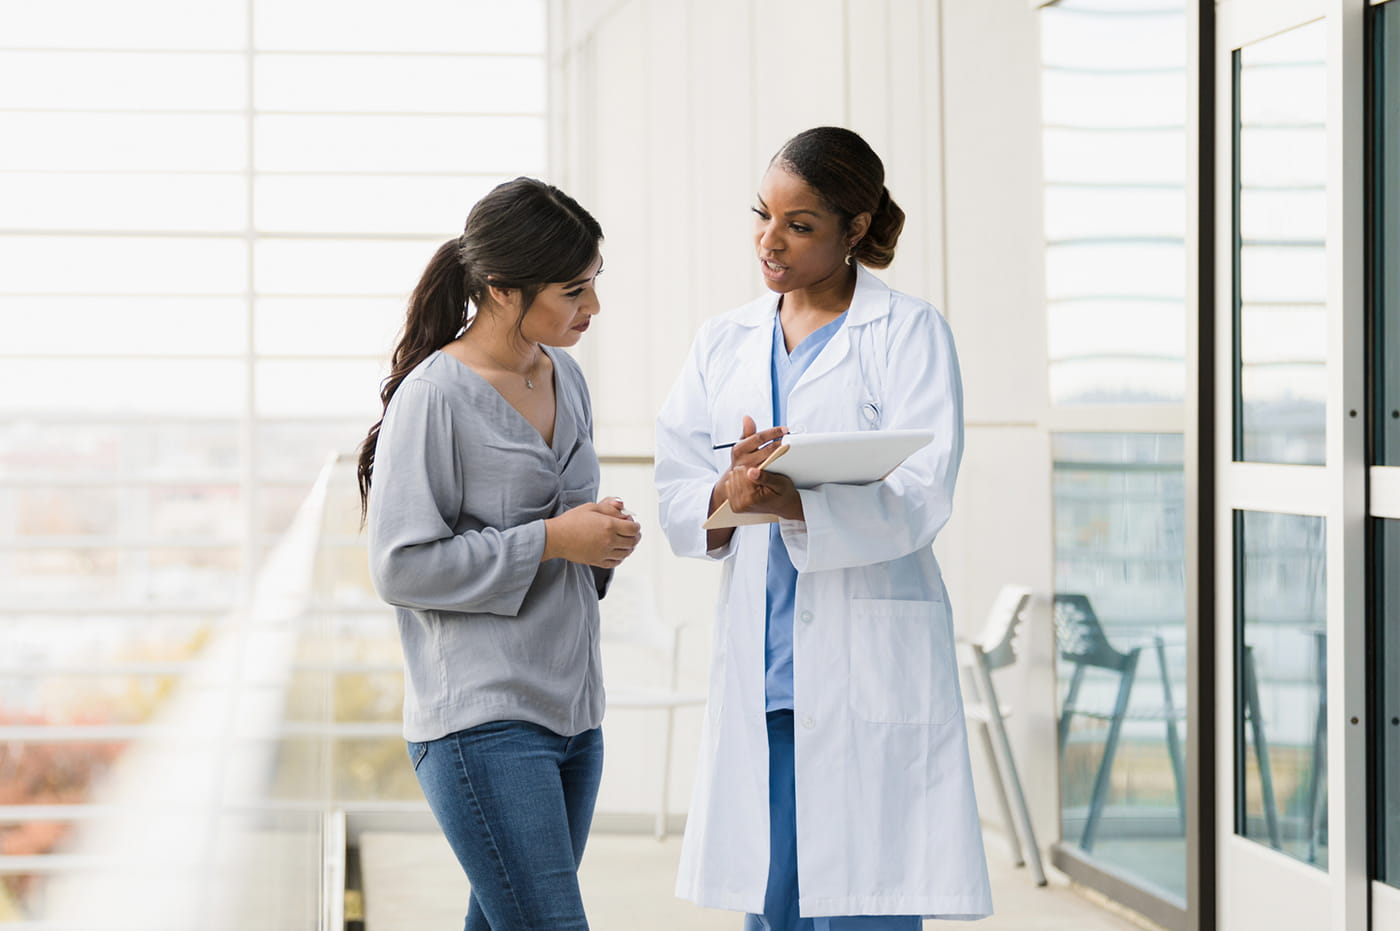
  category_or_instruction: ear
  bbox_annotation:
[847,211,872,250]
[486,282,522,314]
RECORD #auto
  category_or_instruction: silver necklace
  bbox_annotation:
[478,343,541,390]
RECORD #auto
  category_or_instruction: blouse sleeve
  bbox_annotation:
[779,307,964,574]
[367,379,547,616]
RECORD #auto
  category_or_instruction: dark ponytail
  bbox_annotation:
[772,126,905,269]
[357,178,603,520]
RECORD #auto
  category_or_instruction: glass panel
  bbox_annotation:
[0,4,547,923]
[0,298,247,355]
[253,174,507,234]
[0,113,247,172]
[253,238,435,296]
[1377,2,1400,464]
[0,174,247,232]
[1234,20,1327,464]
[0,0,249,49]
[1053,433,1186,901]
[257,423,364,481]
[0,236,248,295]
[255,54,545,114]
[0,360,246,416]
[0,422,243,479]
[255,360,387,419]
[254,0,545,53]
[253,114,545,173]
[255,298,403,356]
[1381,520,1400,888]
[1235,511,1327,867]
[1041,1,1186,406]
[0,51,246,110]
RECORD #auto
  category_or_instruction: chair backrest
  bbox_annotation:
[1052,593,1134,672]
[974,585,1033,671]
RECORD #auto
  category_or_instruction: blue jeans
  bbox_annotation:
[407,720,604,931]
[745,711,921,931]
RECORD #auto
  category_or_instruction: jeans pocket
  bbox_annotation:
[406,740,430,771]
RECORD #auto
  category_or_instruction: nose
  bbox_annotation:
[582,287,600,315]
[757,218,782,253]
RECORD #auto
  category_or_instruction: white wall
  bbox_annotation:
[548,0,1058,846]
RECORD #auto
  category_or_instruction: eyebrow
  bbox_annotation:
[755,194,822,219]
[563,266,604,289]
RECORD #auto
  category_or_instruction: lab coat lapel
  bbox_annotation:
[728,301,779,431]
[791,264,889,393]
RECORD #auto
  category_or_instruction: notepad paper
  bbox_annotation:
[702,429,935,530]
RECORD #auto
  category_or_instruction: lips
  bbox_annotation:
[572,319,591,332]
[761,257,787,280]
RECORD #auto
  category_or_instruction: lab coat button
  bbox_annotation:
[800,610,813,623]
[801,716,816,729]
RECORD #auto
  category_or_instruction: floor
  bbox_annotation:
[357,827,1163,931]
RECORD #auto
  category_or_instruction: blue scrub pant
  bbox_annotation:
[745,711,922,931]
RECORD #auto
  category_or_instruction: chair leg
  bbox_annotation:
[1242,645,1282,850]
[972,649,1047,886]
[977,720,1024,867]
[963,655,1023,868]
[1305,635,1327,863]
[1154,637,1187,835]
[1081,649,1140,853]
[1059,663,1088,759]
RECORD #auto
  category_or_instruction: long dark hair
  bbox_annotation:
[357,177,603,518]
[773,126,906,268]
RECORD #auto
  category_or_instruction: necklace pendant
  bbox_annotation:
[525,377,534,390]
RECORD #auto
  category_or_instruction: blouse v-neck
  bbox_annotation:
[436,347,564,455]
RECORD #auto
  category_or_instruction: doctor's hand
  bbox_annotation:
[542,499,641,568]
[725,466,805,522]
[727,415,787,472]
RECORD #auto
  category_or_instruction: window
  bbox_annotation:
[0,2,546,922]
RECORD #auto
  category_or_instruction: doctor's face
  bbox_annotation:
[752,165,851,295]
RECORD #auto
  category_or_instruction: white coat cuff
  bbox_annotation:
[780,488,828,573]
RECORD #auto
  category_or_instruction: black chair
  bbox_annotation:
[1053,593,1186,852]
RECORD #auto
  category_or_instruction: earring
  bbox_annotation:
[844,251,854,267]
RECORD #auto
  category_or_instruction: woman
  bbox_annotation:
[655,128,992,927]
[360,177,640,931]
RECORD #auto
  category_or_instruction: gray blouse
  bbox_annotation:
[367,348,609,742]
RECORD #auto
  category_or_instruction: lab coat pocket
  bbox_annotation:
[848,598,958,725]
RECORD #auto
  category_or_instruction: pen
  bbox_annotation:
[712,437,783,451]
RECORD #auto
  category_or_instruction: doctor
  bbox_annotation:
[655,127,992,928]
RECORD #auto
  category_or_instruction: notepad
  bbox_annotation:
[702,429,936,530]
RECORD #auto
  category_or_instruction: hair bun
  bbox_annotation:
[854,186,905,269]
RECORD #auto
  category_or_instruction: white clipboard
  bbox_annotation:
[702,428,935,530]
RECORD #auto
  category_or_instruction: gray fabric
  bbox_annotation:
[367,348,609,741]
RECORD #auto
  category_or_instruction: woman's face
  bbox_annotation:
[752,165,850,295]
[519,253,604,347]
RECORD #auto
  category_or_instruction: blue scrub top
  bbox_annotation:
[764,309,846,711]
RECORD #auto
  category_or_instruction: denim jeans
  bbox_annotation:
[745,711,921,931]
[407,720,604,931]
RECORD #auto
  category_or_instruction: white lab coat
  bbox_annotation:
[654,265,992,920]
